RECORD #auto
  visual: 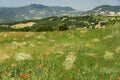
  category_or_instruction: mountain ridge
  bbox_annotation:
[85,5,120,15]
[0,4,82,23]
[0,4,120,23]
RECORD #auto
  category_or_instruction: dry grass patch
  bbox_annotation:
[10,22,36,29]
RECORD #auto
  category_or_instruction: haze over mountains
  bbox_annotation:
[0,4,120,23]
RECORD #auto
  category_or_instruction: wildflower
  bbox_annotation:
[30,44,34,47]
[92,38,100,42]
[10,64,17,67]
[48,39,55,43]
[38,42,42,45]
[11,41,28,47]
[87,53,96,57]
[21,42,27,46]
[15,53,32,61]
[13,38,17,41]
[42,31,47,34]
[104,51,114,60]
[80,29,88,34]
[93,63,99,70]
[100,67,115,74]
[103,35,113,39]
[9,77,15,80]
[56,51,64,55]
[25,34,31,38]
[62,52,76,70]
[85,43,95,49]
[36,35,46,40]
[11,41,19,46]
[63,43,71,47]
[68,35,74,39]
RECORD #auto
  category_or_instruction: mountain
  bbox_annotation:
[1,4,120,23]
[93,5,120,12]
[84,5,120,15]
[0,4,82,23]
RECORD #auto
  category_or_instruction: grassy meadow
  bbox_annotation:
[0,23,120,80]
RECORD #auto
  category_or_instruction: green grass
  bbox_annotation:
[0,24,120,80]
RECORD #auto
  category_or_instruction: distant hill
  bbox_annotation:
[0,4,82,23]
[1,4,120,23]
[93,5,120,12]
[85,5,120,15]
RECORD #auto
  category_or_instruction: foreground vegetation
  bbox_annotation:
[0,22,120,80]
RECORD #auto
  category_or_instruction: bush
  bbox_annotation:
[32,25,54,31]
[18,27,30,32]
[58,23,69,31]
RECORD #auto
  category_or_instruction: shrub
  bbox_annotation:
[58,23,69,31]
[33,25,54,31]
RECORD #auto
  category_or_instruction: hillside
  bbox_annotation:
[84,5,120,16]
[0,4,82,23]
[93,5,120,12]
[1,15,120,32]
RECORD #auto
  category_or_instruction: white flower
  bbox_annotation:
[100,68,117,74]
[30,43,34,47]
[87,53,96,57]
[104,51,114,60]
[13,38,17,41]
[48,39,55,43]
[62,52,76,70]
[80,29,88,34]
[93,38,100,42]
[37,42,42,45]
[15,53,32,61]
[63,43,71,47]
[21,42,27,46]
[11,41,28,47]
[68,35,74,39]
[36,36,46,40]
[11,41,19,46]
[103,35,113,39]
[56,51,64,55]
[25,34,31,38]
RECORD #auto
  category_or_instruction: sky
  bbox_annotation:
[0,0,120,11]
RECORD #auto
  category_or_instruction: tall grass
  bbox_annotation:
[0,25,120,80]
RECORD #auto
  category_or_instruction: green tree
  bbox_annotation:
[58,23,69,31]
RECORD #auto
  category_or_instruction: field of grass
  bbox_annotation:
[0,23,120,80]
